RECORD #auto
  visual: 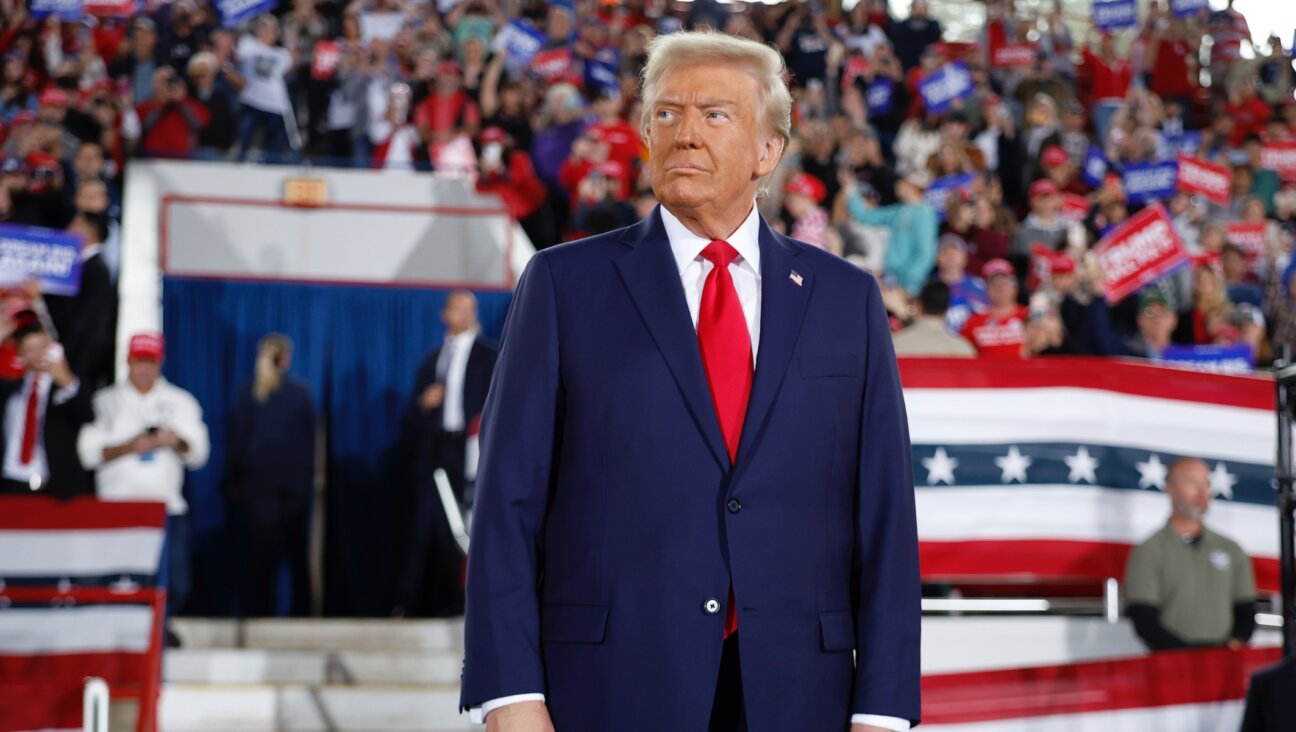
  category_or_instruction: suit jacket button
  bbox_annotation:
[727,499,742,513]
[703,598,720,615]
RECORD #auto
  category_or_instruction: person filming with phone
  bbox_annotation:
[78,332,210,641]
[0,310,91,499]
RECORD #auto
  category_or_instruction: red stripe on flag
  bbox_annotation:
[0,497,167,530]
[898,357,1273,411]
[0,652,148,687]
[922,646,1282,724]
[921,539,1280,593]
[0,679,83,732]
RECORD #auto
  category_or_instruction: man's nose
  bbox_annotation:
[674,108,704,148]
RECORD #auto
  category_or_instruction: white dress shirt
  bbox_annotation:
[3,372,78,488]
[473,206,910,732]
[437,329,477,432]
[77,378,211,515]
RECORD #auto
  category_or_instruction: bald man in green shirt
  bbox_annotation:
[1124,457,1257,651]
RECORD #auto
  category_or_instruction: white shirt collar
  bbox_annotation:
[445,328,477,346]
[81,244,102,262]
[659,204,762,277]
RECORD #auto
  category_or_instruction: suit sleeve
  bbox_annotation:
[851,274,922,724]
[460,252,561,710]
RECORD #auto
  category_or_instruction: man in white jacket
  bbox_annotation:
[78,332,209,640]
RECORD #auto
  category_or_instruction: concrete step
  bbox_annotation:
[164,648,462,686]
[172,618,464,653]
[159,683,474,732]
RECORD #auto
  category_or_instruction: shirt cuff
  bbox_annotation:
[468,693,546,724]
[851,714,911,731]
[52,378,79,406]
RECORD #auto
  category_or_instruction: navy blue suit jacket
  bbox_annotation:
[461,208,921,730]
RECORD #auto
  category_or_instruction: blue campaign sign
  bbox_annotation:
[918,62,973,116]
[1122,160,1179,205]
[1092,0,1138,30]
[1167,131,1202,156]
[0,224,84,297]
[218,0,276,26]
[495,19,546,68]
[1159,344,1254,374]
[30,0,83,20]
[1169,0,1208,17]
[1082,146,1108,188]
[865,78,894,116]
[924,173,976,221]
[586,48,621,94]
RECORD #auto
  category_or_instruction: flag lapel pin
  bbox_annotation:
[789,270,804,287]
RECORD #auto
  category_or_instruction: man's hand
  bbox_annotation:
[130,432,161,455]
[420,384,445,411]
[485,700,554,732]
[155,427,184,451]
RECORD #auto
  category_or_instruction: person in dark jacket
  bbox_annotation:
[0,312,91,498]
[42,212,117,392]
[1240,655,1296,732]
[396,292,497,617]
[225,333,316,617]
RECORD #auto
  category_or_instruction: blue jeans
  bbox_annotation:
[236,103,291,162]
[157,514,191,617]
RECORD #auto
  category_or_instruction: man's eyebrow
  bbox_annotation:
[653,97,740,109]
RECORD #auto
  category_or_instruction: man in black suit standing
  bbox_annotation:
[43,211,117,391]
[398,291,497,616]
[0,312,90,498]
[1240,655,1296,732]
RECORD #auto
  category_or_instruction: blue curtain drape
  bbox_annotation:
[161,277,512,616]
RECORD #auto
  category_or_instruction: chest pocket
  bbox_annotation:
[798,355,859,379]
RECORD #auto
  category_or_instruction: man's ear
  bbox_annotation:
[754,134,787,180]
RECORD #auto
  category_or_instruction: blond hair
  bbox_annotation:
[640,31,792,144]
[253,333,293,403]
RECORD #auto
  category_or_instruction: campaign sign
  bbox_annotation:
[1060,193,1090,223]
[918,62,973,116]
[842,56,870,90]
[83,0,137,17]
[1176,154,1230,205]
[865,78,894,116]
[1093,0,1138,29]
[1122,160,1179,205]
[0,225,83,297]
[531,47,575,84]
[992,44,1038,68]
[31,0,83,20]
[1169,0,1209,17]
[586,50,620,94]
[1260,142,1296,182]
[924,173,975,220]
[494,20,546,68]
[1159,344,1253,374]
[1225,221,1267,259]
[1167,131,1202,156]
[1082,147,1108,188]
[218,0,275,26]
[1093,204,1188,303]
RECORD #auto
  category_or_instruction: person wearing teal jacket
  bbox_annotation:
[840,170,938,294]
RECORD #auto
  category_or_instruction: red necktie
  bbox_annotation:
[697,240,752,638]
[20,378,39,465]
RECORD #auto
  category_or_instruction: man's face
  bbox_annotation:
[128,357,161,391]
[1166,460,1211,519]
[1138,303,1177,343]
[74,144,104,180]
[647,63,781,220]
[1032,192,1060,216]
[17,332,50,369]
[1221,249,1245,278]
[76,182,109,214]
[987,274,1017,308]
[935,244,966,273]
[442,294,477,334]
[1051,271,1076,295]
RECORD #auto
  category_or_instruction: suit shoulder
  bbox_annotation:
[1251,656,1296,686]
[530,229,629,271]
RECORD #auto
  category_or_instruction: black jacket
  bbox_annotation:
[1241,655,1296,732]
[405,337,497,480]
[226,377,316,498]
[0,374,92,498]
[44,251,117,391]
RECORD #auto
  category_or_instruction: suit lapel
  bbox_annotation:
[734,221,811,476]
[614,210,730,469]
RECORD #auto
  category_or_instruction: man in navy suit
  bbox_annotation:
[461,31,920,732]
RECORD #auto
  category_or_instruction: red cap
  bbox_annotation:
[38,88,68,108]
[596,160,625,178]
[982,258,1015,280]
[1029,179,1060,198]
[480,126,508,144]
[1049,254,1076,275]
[128,332,165,361]
[25,152,59,170]
[1103,172,1126,201]
[784,172,827,204]
[1041,145,1068,168]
